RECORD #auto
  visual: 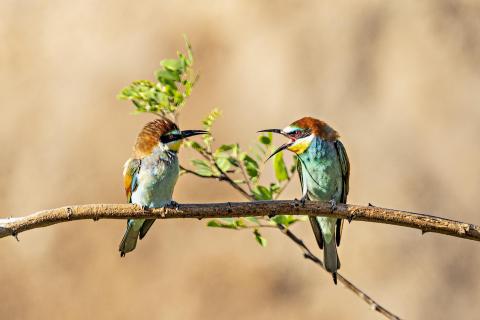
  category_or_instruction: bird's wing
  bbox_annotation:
[297,159,325,249]
[123,158,141,203]
[334,140,350,246]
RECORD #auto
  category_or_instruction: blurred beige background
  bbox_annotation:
[1,1,480,319]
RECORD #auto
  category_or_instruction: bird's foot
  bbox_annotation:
[167,200,179,210]
[299,195,308,207]
[347,212,357,223]
[329,199,337,212]
[137,204,149,212]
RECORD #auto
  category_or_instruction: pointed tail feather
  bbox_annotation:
[309,216,324,249]
[324,238,340,284]
[139,219,156,239]
[310,216,341,284]
[119,220,140,256]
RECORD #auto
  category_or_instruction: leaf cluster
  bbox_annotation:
[118,36,196,117]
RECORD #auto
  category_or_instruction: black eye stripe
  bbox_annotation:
[160,134,177,143]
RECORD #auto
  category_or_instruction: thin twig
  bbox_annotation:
[238,161,254,194]
[274,174,294,200]
[180,165,253,200]
[179,165,220,180]
[274,223,400,320]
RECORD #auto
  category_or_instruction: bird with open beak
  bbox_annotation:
[260,117,350,284]
[119,118,207,256]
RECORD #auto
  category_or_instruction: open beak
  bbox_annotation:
[258,128,292,161]
[265,142,292,161]
[179,130,208,140]
[257,128,289,138]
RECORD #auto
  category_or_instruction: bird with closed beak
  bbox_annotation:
[119,118,207,256]
[260,117,350,284]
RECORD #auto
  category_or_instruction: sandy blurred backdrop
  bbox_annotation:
[1,1,480,319]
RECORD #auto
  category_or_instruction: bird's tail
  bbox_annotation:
[309,216,340,284]
[119,219,141,257]
[323,237,340,284]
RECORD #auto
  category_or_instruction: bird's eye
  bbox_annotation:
[291,130,303,139]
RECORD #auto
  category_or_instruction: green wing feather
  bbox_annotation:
[297,160,325,249]
[123,158,141,203]
[334,140,350,246]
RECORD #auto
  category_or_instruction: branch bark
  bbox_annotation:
[1,200,478,241]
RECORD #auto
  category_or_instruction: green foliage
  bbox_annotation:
[270,215,306,227]
[273,152,289,182]
[118,36,196,117]
[254,229,267,247]
[190,159,217,177]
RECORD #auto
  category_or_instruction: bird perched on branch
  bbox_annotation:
[260,117,350,284]
[119,118,207,256]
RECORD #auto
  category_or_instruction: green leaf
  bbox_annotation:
[191,159,214,176]
[215,144,235,154]
[252,185,272,200]
[258,134,272,145]
[253,229,267,247]
[245,216,260,225]
[270,183,280,194]
[155,70,180,82]
[270,215,304,227]
[215,156,231,172]
[184,141,205,152]
[242,155,259,179]
[202,108,222,131]
[160,59,183,72]
[207,219,239,229]
[273,151,289,182]
[207,220,223,227]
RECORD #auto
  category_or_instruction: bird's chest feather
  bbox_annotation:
[299,139,342,201]
[131,149,179,207]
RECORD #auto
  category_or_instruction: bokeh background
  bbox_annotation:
[1,1,480,319]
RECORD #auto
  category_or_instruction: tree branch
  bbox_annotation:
[1,201,478,241]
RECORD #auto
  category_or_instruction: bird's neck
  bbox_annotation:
[144,143,177,164]
[298,136,328,161]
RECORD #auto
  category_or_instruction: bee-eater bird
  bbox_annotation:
[260,117,350,283]
[119,118,207,256]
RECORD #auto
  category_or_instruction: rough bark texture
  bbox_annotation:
[0,200,478,241]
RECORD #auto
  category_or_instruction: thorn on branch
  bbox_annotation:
[368,202,375,207]
[168,200,179,211]
[66,207,73,220]
[347,212,357,223]
[227,202,232,214]
[92,217,100,222]
[421,229,428,235]
[11,231,19,242]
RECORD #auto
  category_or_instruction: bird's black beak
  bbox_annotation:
[257,128,289,138]
[265,142,292,161]
[161,130,208,143]
[179,130,208,140]
[258,129,292,161]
